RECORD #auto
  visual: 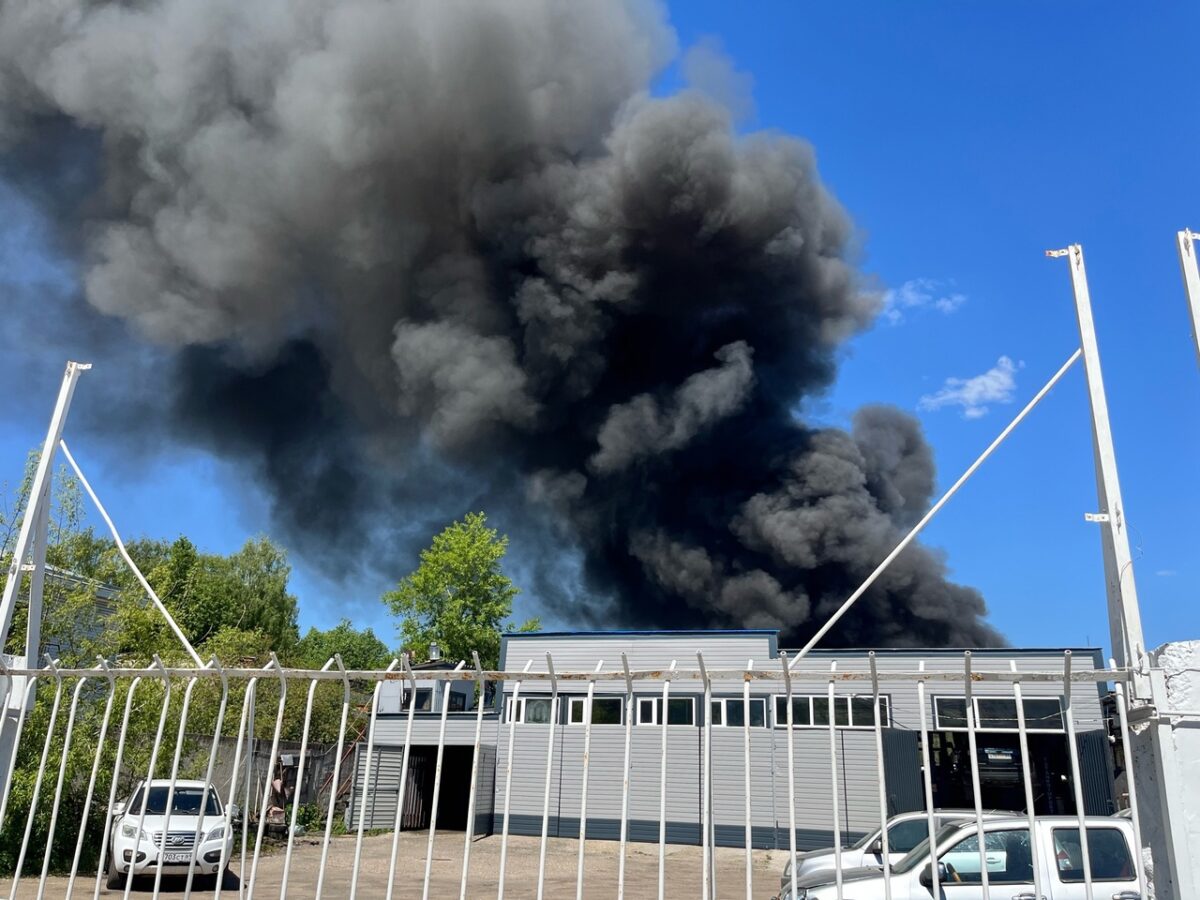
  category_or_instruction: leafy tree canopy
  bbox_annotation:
[383,511,538,669]
[295,618,394,670]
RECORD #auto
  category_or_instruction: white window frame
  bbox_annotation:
[772,694,891,729]
[566,695,625,726]
[505,695,555,725]
[709,697,767,728]
[636,696,696,726]
[933,695,1065,733]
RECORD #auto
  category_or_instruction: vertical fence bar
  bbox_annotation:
[915,661,939,899]
[0,662,24,830]
[315,655,350,900]
[460,652,487,900]
[657,659,676,900]
[282,660,335,899]
[425,659,468,900]
[1063,650,1095,900]
[698,652,712,900]
[123,657,172,900]
[238,676,258,900]
[617,653,634,900]
[1010,660,1043,900]
[780,651,798,900]
[828,663,844,900]
[497,659,532,900]
[10,658,63,900]
[1111,664,1147,896]
[66,659,115,900]
[217,670,258,900]
[962,652,991,900]
[535,654,559,900]
[37,668,93,900]
[152,673,203,900]
[93,675,140,900]
[575,659,602,900]
[248,654,288,899]
[742,658,754,900]
[183,661,229,900]
[350,657,399,900]
[869,653,892,900]
[386,654,419,900]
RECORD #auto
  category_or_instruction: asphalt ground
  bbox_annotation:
[15,831,791,899]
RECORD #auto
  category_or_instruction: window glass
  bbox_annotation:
[887,819,932,853]
[724,698,765,728]
[939,829,1032,884]
[1023,698,1064,731]
[834,698,850,727]
[523,698,552,724]
[568,697,623,724]
[1053,828,1134,883]
[977,698,1019,730]
[710,701,723,726]
[936,697,968,729]
[130,787,221,817]
[666,698,694,725]
[812,697,830,726]
[892,824,962,875]
[448,692,466,712]
[592,698,622,725]
[638,698,656,724]
[774,696,812,727]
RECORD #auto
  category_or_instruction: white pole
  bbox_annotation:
[698,652,713,900]
[1176,229,1200,367]
[1010,661,1043,900]
[658,660,676,900]
[915,663,940,899]
[791,349,1082,667]
[460,652,488,900]
[962,653,991,900]
[617,653,634,900]
[780,652,798,900]
[742,658,754,900]
[869,654,892,900]
[535,654,558,900]
[828,663,843,900]
[1062,651,1095,900]
[0,361,89,654]
[574,660,602,900]
[1048,245,1148,696]
[424,660,467,900]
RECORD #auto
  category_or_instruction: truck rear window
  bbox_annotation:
[1052,828,1134,882]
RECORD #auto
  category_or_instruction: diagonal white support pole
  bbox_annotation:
[790,348,1082,667]
[1177,229,1200,367]
[58,440,203,667]
[1047,245,1149,698]
[0,361,89,659]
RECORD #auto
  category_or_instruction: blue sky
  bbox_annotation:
[1,2,1197,656]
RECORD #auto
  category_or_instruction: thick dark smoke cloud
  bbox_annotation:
[0,0,1003,646]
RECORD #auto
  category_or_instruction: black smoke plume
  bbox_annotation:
[0,0,1002,647]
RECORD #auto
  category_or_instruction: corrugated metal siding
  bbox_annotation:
[352,644,1112,850]
[347,744,406,831]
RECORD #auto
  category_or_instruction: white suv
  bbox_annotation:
[108,779,234,889]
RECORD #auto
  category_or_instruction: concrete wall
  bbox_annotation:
[1130,640,1200,900]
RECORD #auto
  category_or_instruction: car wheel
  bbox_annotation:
[106,866,125,890]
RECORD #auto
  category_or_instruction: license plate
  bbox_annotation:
[164,851,192,864]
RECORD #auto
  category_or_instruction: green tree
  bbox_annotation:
[295,619,394,670]
[383,511,538,668]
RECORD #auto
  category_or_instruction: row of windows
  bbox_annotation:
[934,696,1065,733]
[504,694,892,729]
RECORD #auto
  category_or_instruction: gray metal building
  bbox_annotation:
[349,630,1114,850]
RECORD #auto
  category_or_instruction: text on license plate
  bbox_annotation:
[164,851,192,864]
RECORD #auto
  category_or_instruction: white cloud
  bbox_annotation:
[882,277,967,324]
[1156,569,1178,577]
[919,356,1023,419]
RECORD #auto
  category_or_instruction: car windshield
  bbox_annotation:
[892,824,963,874]
[128,786,221,817]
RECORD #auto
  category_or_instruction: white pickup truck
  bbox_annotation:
[779,815,1141,900]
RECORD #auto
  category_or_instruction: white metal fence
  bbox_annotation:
[0,649,1145,900]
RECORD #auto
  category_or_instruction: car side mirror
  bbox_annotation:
[919,863,948,888]
[870,837,884,855]
[111,801,126,817]
[229,803,242,822]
